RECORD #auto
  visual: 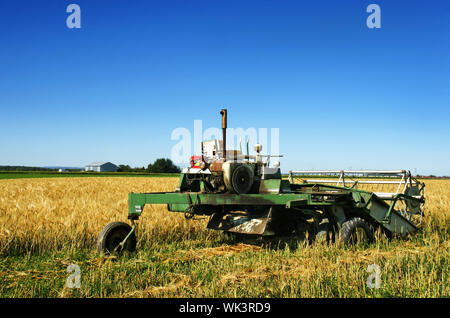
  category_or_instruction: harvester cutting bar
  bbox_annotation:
[301,180,422,200]
[288,169,420,198]
[306,180,413,184]
[289,169,425,224]
[289,170,410,183]
[290,170,406,175]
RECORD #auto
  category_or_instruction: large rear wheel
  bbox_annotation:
[339,217,374,245]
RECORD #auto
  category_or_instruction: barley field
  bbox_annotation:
[0,177,448,297]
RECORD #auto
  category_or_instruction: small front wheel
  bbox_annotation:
[97,221,136,255]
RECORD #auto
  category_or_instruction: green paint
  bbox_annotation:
[127,170,423,236]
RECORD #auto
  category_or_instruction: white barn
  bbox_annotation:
[85,162,118,172]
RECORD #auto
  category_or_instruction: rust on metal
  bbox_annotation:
[209,160,224,172]
[220,109,227,160]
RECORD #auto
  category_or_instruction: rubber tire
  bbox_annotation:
[231,165,254,194]
[97,221,136,255]
[339,217,374,245]
[315,218,334,244]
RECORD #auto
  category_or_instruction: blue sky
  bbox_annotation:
[0,0,449,175]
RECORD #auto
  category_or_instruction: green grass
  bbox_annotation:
[0,231,448,298]
[0,171,180,180]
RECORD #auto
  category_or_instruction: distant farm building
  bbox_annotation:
[85,162,118,172]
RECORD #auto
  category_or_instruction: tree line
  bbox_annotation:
[117,158,180,173]
[0,158,180,174]
[0,166,57,172]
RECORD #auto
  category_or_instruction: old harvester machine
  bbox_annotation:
[97,109,425,254]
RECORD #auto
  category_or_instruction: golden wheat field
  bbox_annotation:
[0,177,448,297]
[0,177,212,253]
[0,177,449,253]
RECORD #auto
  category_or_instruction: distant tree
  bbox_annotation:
[147,158,180,173]
[117,164,132,172]
[116,161,179,173]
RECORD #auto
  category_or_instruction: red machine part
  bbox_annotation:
[190,156,202,168]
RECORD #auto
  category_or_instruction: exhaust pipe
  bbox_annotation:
[220,109,227,161]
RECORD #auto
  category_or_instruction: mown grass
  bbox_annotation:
[0,233,447,298]
[0,177,448,297]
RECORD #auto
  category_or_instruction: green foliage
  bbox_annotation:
[117,164,147,173]
[117,165,133,172]
[117,159,180,173]
[147,158,181,173]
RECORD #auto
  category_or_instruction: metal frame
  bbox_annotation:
[288,169,425,224]
[288,170,422,197]
[127,175,424,236]
[100,108,428,252]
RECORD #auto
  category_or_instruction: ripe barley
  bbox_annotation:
[0,177,211,253]
[0,177,448,253]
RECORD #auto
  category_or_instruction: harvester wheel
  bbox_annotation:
[97,222,136,255]
[315,218,335,244]
[339,217,374,245]
[231,165,254,194]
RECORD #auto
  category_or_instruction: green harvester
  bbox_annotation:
[97,109,425,254]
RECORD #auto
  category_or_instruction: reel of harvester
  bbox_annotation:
[97,109,425,255]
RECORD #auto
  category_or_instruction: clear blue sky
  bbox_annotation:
[0,0,449,175]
